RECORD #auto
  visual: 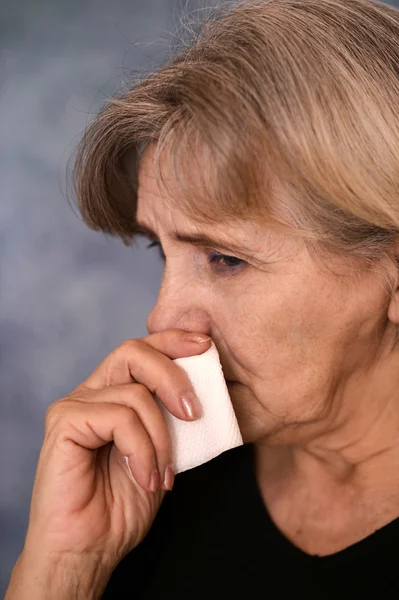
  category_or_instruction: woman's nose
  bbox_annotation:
[146,287,209,337]
[146,298,174,335]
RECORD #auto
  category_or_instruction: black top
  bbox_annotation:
[101,443,399,599]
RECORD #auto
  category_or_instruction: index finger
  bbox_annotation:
[72,329,212,419]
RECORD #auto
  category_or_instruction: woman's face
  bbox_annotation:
[137,147,398,445]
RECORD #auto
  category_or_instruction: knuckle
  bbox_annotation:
[118,338,141,355]
[69,384,91,400]
[116,382,151,405]
[44,399,68,432]
[105,339,139,371]
[122,406,140,428]
[133,382,152,400]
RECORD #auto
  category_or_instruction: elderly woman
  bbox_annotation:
[6,0,399,597]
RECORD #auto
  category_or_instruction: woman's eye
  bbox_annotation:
[207,251,246,272]
[146,240,165,261]
[146,241,246,274]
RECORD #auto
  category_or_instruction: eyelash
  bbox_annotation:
[145,241,246,273]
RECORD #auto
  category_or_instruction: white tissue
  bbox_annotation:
[157,340,243,474]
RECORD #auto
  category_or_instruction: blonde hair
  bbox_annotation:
[72,0,399,290]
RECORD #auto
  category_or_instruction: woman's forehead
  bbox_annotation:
[136,142,297,261]
[136,192,295,268]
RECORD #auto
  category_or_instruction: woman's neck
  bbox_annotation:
[254,349,399,556]
[255,442,399,556]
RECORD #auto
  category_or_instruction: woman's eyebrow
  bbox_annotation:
[135,221,253,255]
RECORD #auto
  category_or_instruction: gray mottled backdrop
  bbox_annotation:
[0,0,226,591]
[1,0,398,594]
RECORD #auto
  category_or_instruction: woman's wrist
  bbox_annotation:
[5,548,112,600]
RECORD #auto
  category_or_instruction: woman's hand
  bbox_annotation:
[5,329,211,600]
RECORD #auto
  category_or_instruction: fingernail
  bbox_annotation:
[163,465,175,491]
[181,391,202,419]
[184,333,211,344]
[149,469,160,492]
